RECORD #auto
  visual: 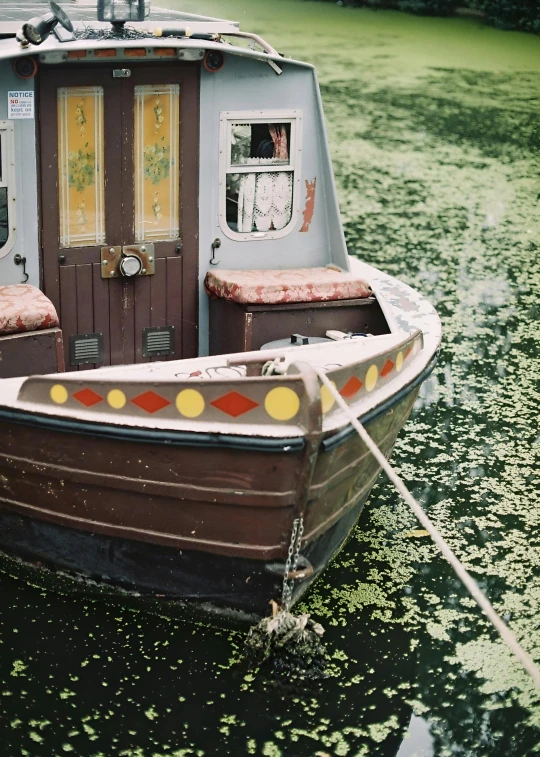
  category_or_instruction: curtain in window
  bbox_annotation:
[238,171,293,232]
[268,124,288,161]
[237,125,293,233]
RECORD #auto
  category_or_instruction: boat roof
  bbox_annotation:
[0,0,238,31]
[0,0,308,70]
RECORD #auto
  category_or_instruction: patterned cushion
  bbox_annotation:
[205,267,372,305]
[0,285,59,336]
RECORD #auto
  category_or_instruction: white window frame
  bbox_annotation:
[0,121,16,259]
[218,109,303,241]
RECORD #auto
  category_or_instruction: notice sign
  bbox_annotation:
[8,91,35,119]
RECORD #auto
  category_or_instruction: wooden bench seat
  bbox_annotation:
[0,284,59,336]
[205,267,388,356]
[0,285,63,378]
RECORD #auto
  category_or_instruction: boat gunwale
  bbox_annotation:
[322,351,438,450]
[0,373,425,560]
[4,327,426,441]
[0,353,437,452]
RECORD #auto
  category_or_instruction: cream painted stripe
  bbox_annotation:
[93,86,99,244]
[139,88,145,242]
[63,90,70,247]
[169,85,173,239]
[58,89,68,247]
[96,86,105,244]
[175,83,180,237]
[134,87,140,241]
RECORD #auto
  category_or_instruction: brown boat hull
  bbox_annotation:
[0,494,368,622]
[0,383,421,620]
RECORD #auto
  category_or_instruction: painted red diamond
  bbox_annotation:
[131,390,171,414]
[211,391,259,417]
[72,388,104,407]
[340,376,363,399]
[380,359,395,377]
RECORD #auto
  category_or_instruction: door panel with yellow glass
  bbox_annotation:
[40,63,199,369]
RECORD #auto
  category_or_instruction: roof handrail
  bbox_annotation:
[221,30,279,58]
[155,10,240,27]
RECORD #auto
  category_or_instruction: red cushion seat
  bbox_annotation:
[0,285,59,336]
[205,267,372,305]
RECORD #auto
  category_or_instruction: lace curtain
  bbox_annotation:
[237,125,293,233]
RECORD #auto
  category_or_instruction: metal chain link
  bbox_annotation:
[280,516,304,611]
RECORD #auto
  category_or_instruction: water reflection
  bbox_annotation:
[395,716,434,757]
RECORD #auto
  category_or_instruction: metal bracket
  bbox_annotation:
[210,237,221,266]
[177,49,205,61]
[13,254,29,283]
[264,555,313,581]
[101,244,155,279]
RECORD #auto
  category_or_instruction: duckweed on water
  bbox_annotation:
[1,1,540,754]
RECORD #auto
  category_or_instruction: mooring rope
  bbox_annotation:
[315,368,540,689]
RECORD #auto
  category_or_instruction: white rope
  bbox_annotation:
[316,369,540,688]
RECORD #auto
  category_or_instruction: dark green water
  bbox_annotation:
[1,2,539,755]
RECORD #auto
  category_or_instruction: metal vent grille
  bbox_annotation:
[142,326,175,358]
[69,333,104,366]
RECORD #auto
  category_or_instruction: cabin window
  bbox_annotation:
[0,122,16,259]
[57,87,106,248]
[134,84,180,242]
[219,110,302,240]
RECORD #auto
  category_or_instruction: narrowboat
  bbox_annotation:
[0,0,441,622]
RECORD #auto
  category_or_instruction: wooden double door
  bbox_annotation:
[40,63,199,369]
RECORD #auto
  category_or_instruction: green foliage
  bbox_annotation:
[337,0,458,10]
[482,0,540,34]
[333,0,540,32]
[397,0,458,16]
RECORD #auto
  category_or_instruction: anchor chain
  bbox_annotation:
[244,513,325,676]
[281,516,304,612]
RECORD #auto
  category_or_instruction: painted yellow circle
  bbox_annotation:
[365,365,378,392]
[107,389,126,410]
[176,389,205,418]
[264,387,300,422]
[395,351,404,372]
[320,382,337,414]
[50,384,68,404]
